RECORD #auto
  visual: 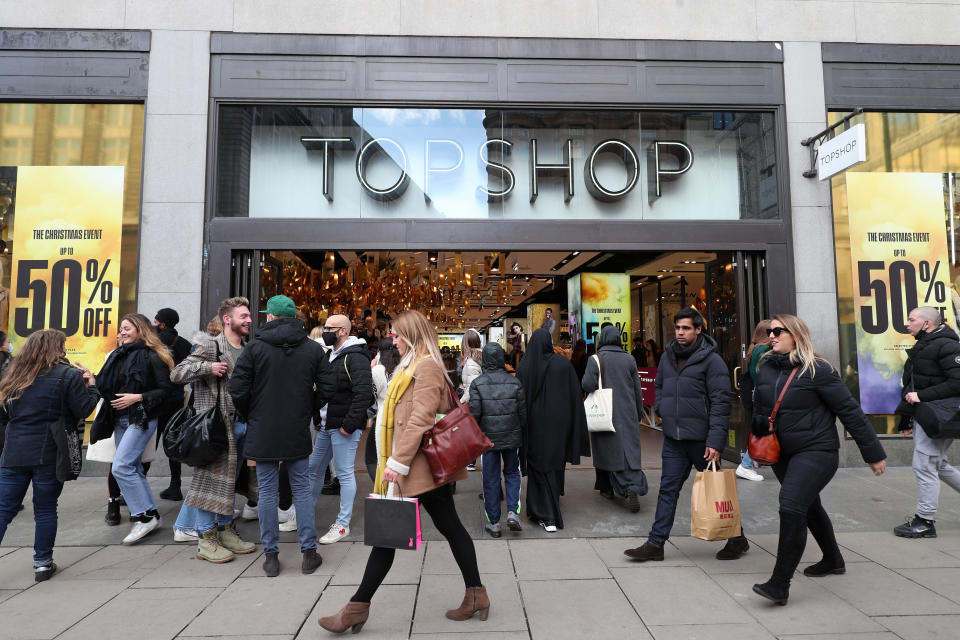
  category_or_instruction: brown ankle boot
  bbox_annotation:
[318,601,370,634]
[445,586,490,621]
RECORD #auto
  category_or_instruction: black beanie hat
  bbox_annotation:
[155,308,180,328]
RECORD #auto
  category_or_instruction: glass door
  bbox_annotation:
[230,250,281,332]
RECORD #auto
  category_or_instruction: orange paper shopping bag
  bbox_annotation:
[690,461,741,541]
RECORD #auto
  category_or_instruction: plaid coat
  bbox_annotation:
[170,333,239,516]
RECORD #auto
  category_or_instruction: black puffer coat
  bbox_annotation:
[317,336,373,434]
[752,352,886,463]
[228,317,333,461]
[655,334,731,451]
[468,343,526,450]
[894,324,960,426]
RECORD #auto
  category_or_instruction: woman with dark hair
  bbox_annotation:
[507,322,525,370]
[0,330,100,581]
[516,329,590,532]
[569,339,588,382]
[365,336,402,478]
[91,313,175,545]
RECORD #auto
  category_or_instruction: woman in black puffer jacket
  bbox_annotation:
[750,314,886,606]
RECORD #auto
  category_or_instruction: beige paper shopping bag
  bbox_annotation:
[690,461,741,541]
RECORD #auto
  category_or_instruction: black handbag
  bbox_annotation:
[162,343,229,467]
[914,398,960,439]
[49,371,85,482]
[363,490,421,551]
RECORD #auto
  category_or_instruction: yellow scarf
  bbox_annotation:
[373,361,417,495]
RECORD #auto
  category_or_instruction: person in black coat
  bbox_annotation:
[468,342,527,537]
[750,314,886,606]
[154,307,192,501]
[0,330,100,581]
[516,328,589,532]
[227,295,333,576]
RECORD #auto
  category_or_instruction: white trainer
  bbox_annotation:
[319,523,350,544]
[278,505,296,523]
[173,528,199,542]
[241,504,259,520]
[736,465,764,482]
[539,521,557,533]
[123,515,160,545]
[278,516,298,532]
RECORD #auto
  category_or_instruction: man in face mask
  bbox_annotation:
[310,314,373,545]
[894,306,960,539]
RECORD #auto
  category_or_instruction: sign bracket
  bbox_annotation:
[800,108,864,178]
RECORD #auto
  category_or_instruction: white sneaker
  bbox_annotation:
[736,465,764,482]
[278,516,298,532]
[278,505,296,523]
[173,528,199,542]
[241,504,259,520]
[539,521,557,533]
[123,515,160,545]
[319,523,350,544]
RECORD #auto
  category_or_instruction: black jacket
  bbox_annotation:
[655,335,731,451]
[468,343,526,450]
[752,352,886,463]
[227,317,333,461]
[89,347,175,443]
[0,364,100,467]
[158,327,192,416]
[318,337,374,434]
[895,324,960,427]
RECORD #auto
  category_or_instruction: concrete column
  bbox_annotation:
[137,30,210,335]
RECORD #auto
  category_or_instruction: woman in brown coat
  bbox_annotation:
[319,310,487,634]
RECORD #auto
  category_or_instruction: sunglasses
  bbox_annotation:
[767,327,791,337]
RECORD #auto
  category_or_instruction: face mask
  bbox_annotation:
[322,331,339,347]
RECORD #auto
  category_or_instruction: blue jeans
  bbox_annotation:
[177,421,247,533]
[308,428,361,527]
[258,457,316,553]
[481,449,522,523]
[0,464,63,567]
[112,416,158,516]
[741,451,756,469]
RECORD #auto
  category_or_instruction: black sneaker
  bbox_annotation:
[263,552,280,577]
[105,499,121,526]
[716,536,750,560]
[894,515,937,538]
[320,477,341,496]
[626,491,641,513]
[159,486,183,501]
[301,548,323,575]
[34,563,57,582]
[624,542,664,562]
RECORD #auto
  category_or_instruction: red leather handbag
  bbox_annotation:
[748,366,799,465]
[420,382,494,484]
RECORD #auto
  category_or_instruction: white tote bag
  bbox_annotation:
[584,354,616,433]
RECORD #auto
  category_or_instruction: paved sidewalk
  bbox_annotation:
[3,465,960,639]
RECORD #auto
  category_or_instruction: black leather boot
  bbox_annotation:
[804,502,845,576]
[753,511,807,605]
[105,498,121,526]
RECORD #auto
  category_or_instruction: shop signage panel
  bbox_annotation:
[8,166,123,371]
[846,172,953,414]
[818,123,866,181]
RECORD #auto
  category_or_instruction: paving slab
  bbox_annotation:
[648,622,775,640]
[413,572,525,634]
[509,538,609,580]
[711,572,884,636]
[613,566,753,626]
[133,543,259,588]
[56,544,181,581]
[521,577,651,640]
[746,532,871,564]
[410,634,530,640]
[239,541,351,578]
[835,531,960,569]
[58,587,221,640]
[0,546,101,589]
[588,537,695,568]
[423,539,514,575]
[0,578,134,640]
[874,614,960,639]
[778,634,899,640]
[0,589,20,604]
[669,534,775,574]
[300,584,415,639]
[181,575,327,637]
[896,567,960,604]
[0,546,15,558]
[177,636,293,640]
[330,541,425,586]
[814,561,960,616]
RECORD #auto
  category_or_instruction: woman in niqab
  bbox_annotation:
[516,329,589,532]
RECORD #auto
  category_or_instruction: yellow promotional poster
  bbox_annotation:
[577,272,631,350]
[437,333,464,350]
[9,166,124,371]
[847,172,953,414]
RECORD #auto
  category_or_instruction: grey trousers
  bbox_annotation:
[913,426,960,520]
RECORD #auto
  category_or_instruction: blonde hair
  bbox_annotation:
[392,310,450,383]
[309,326,323,341]
[764,314,830,378]
[0,330,67,403]
[122,313,175,370]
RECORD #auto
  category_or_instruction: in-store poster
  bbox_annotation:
[9,166,124,371]
[527,303,560,341]
[568,272,631,349]
[847,172,953,414]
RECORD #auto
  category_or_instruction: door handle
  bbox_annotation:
[733,366,742,391]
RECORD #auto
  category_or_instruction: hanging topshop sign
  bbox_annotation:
[8,166,124,371]
[846,172,954,414]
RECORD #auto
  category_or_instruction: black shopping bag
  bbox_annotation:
[363,493,422,550]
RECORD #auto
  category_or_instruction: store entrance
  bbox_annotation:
[230,249,767,463]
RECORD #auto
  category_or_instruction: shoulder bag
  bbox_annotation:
[585,354,616,433]
[420,381,493,484]
[49,370,85,482]
[162,342,229,467]
[747,366,799,465]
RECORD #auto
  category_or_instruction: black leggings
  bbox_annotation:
[351,483,480,603]
[771,449,839,516]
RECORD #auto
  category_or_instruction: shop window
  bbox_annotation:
[215,106,779,221]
